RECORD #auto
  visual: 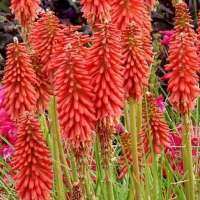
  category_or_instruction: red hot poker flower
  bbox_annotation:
[2,40,37,120]
[80,0,111,24]
[31,53,52,113]
[12,112,53,200]
[88,23,124,120]
[123,23,149,101]
[53,35,96,149]
[164,3,200,114]
[142,93,170,154]
[29,12,61,76]
[111,0,144,30]
[10,0,40,27]
[31,54,53,113]
[112,0,153,65]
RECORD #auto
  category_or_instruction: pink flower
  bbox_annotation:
[155,95,166,112]
[115,123,125,135]
[165,125,200,175]
[0,86,16,160]
[160,30,174,46]
[2,147,14,160]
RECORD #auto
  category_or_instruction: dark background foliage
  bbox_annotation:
[0,0,199,79]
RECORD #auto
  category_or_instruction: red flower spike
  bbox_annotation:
[88,23,124,120]
[10,0,40,27]
[142,94,170,154]
[29,12,61,76]
[123,23,149,100]
[62,27,92,57]
[117,131,145,180]
[80,0,111,24]
[12,112,53,200]
[117,132,132,180]
[53,39,96,149]
[175,3,195,36]
[174,3,197,45]
[111,0,144,30]
[164,3,200,114]
[112,0,153,65]
[31,54,52,113]
[2,41,37,120]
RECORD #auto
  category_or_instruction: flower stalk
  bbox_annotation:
[104,159,115,200]
[182,113,195,200]
[49,96,66,200]
[129,98,141,200]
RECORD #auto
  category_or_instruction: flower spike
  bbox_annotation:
[2,40,37,120]
[80,0,111,24]
[164,3,200,114]
[10,0,40,27]
[88,23,124,120]
[111,0,144,30]
[123,23,150,100]
[142,93,170,154]
[29,11,61,76]
[53,34,96,149]
[12,112,53,200]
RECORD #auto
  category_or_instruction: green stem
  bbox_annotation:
[49,97,65,200]
[129,98,141,200]
[104,161,115,200]
[124,101,130,131]
[84,159,95,200]
[152,155,160,200]
[50,96,72,191]
[94,137,106,199]
[136,100,142,132]
[182,113,195,200]
[70,153,79,182]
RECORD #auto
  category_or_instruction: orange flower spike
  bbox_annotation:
[112,0,153,65]
[145,94,170,154]
[80,0,111,24]
[123,23,150,101]
[29,12,61,76]
[63,26,92,57]
[10,0,40,27]
[111,0,144,30]
[2,40,37,120]
[53,39,96,149]
[149,99,170,154]
[174,3,197,42]
[31,54,52,113]
[164,3,200,114]
[117,131,146,179]
[12,112,53,200]
[88,23,124,120]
